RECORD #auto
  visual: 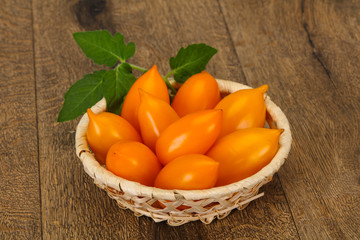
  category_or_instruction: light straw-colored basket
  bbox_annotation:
[75,79,292,226]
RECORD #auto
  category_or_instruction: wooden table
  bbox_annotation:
[1,0,359,239]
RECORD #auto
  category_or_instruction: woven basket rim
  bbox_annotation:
[75,79,292,201]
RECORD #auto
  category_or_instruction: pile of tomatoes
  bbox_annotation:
[86,65,283,190]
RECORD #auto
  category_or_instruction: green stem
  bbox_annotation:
[164,70,175,80]
[163,70,177,94]
[128,63,147,72]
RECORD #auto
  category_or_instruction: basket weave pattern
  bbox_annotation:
[75,80,292,226]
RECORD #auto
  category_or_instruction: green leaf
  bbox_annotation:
[73,30,136,67]
[103,63,136,114]
[113,33,136,61]
[57,70,106,122]
[169,43,217,83]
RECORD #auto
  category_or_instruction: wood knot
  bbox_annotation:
[73,0,113,31]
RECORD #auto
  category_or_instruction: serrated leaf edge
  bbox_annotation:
[57,71,105,122]
[74,32,123,62]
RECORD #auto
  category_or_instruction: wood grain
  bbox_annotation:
[32,0,143,239]
[301,1,360,238]
[220,0,360,239]
[31,0,298,239]
[0,0,353,238]
[0,0,41,239]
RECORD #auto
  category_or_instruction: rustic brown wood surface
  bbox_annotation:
[0,0,41,239]
[0,0,359,239]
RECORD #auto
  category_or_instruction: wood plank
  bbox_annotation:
[0,0,42,239]
[32,0,142,239]
[220,0,360,239]
[301,1,360,238]
[32,0,298,238]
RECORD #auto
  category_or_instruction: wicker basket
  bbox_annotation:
[75,79,292,226]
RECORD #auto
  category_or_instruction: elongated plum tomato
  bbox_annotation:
[106,141,162,186]
[206,128,283,186]
[121,65,170,131]
[138,89,179,152]
[154,154,219,190]
[156,109,222,165]
[171,71,220,117]
[86,109,141,164]
[215,85,268,137]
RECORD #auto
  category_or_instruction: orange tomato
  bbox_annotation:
[171,71,220,117]
[156,109,222,165]
[106,141,162,186]
[138,89,179,152]
[206,128,283,186]
[215,85,268,137]
[86,109,141,164]
[121,65,170,131]
[154,154,219,190]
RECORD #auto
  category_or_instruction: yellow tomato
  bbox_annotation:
[106,141,162,186]
[171,71,220,117]
[121,65,169,131]
[138,89,179,152]
[215,85,268,137]
[86,109,141,164]
[207,128,283,186]
[156,110,222,165]
[154,154,219,190]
